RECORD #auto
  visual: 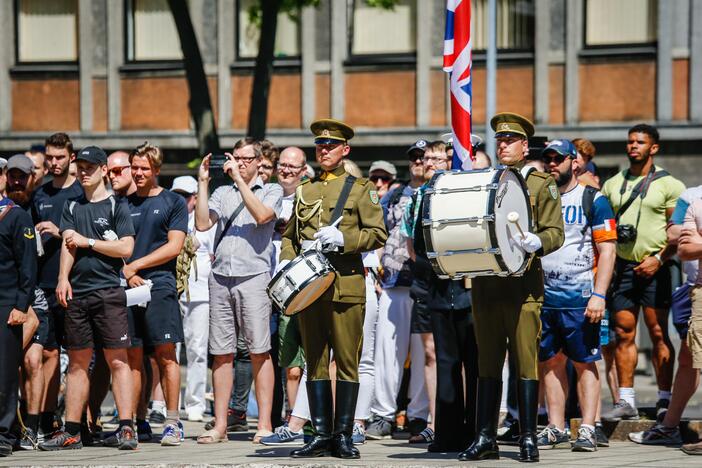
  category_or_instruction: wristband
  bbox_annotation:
[653,253,663,264]
[591,292,607,300]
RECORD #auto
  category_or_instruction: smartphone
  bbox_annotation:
[209,154,228,171]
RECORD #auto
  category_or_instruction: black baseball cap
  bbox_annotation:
[406,139,428,155]
[75,146,107,165]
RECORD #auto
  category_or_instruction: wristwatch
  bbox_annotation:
[88,238,96,249]
[653,253,662,264]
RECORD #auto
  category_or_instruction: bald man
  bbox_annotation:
[108,151,136,198]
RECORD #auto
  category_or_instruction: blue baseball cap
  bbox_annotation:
[543,139,577,159]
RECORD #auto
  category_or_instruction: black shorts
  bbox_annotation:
[610,258,672,311]
[64,287,130,350]
[411,299,432,334]
[43,289,66,350]
[32,306,50,347]
[128,288,184,348]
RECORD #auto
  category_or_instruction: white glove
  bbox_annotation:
[275,259,291,275]
[513,232,542,253]
[314,226,345,248]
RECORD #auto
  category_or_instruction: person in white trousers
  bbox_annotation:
[172,176,216,422]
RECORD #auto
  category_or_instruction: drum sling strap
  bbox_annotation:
[330,175,356,224]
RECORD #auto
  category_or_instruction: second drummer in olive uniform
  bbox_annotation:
[459,113,564,463]
[279,119,387,459]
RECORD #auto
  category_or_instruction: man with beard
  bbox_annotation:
[31,133,83,439]
[601,124,685,421]
[0,173,37,458]
[536,140,617,452]
[5,154,52,450]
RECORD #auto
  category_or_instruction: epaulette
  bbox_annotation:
[355,177,369,185]
[528,170,550,180]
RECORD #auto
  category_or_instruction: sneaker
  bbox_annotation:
[536,425,570,449]
[0,442,11,457]
[177,420,185,441]
[595,425,609,447]
[38,430,83,451]
[160,423,181,446]
[365,418,393,440]
[102,414,120,431]
[656,398,670,422]
[497,417,520,444]
[572,426,597,452]
[137,420,153,442]
[601,399,639,421]
[148,410,166,428]
[681,440,702,455]
[204,409,247,432]
[352,422,366,445]
[259,424,305,446]
[18,427,38,450]
[186,410,204,422]
[628,423,682,445]
[104,426,138,450]
[407,418,428,437]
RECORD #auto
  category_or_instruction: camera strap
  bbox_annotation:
[615,165,669,222]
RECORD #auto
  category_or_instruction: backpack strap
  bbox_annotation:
[580,185,598,234]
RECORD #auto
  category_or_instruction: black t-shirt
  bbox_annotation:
[59,196,135,295]
[0,202,37,312]
[31,180,84,289]
[127,190,188,291]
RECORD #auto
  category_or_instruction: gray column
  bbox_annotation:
[79,0,93,132]
[0,1,13,132]
[691,0,702,121]
[415,0,431,128]
[107,0,123,132]
[301,5,316,128]
[217,0,233,129]
[330,0,347,120]
[534,0,550,124]
[565,0,582,125]
[656,0,673,122]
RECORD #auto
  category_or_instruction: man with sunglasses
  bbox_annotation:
[460,113,564,463]
[107,151,137,199]
[279,119,387,459]
[368,161,397,200]
[536,140,617,452]
[195,138,282,444]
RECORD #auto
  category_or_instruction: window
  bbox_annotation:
[585,0,657,46]
[350,0,417,55]
[471,0,534,51]
[127,0,183,61]
[17,0,78,62]
[237,0,301,60]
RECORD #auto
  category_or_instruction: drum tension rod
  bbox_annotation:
[426,247,501,258]
[285,276,297,288]
[424,184,498,195]
[422,214,495,227]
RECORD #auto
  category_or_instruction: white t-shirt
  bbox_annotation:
[185,212,216,302]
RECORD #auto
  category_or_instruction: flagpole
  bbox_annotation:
[485,0,497,164]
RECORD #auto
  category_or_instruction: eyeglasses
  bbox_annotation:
[259,164,274,171]
[370,175,393,183]
[277,163,305,171]
[422,156,449,164]
[542,153,569,165]
[233,155,257,164]
[108,165,130,177]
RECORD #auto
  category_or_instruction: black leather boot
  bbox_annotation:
[290,380,333,458]
[331,380,360,459]
[457,378,501,461]
[517,379,539,463]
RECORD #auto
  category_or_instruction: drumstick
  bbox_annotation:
[305,216,344,252]
[507,211,526,239]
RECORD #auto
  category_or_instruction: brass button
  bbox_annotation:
[323,181,328,186]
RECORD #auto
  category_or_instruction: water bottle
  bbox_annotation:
[600,309,610,346]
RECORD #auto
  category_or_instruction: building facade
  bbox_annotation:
[0,0,701,184]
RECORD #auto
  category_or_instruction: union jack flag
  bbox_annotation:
[443,0,474,170]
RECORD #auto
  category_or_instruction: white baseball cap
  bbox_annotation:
[170,175,197,195]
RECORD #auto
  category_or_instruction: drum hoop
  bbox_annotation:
[485,168,509,273]
[421,172,441,274]
[281,270,336,316]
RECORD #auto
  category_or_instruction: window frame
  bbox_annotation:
[581,0,658,51]
[14,0,79,66]
[469,0,535,55]
[124,0,185,66]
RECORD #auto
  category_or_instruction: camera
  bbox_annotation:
[208,154,228,171]
[617,224,637,244]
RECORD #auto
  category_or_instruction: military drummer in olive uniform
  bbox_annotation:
[279,119,387,459]
[459,113,565,463]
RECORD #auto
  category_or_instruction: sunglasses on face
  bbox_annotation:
[108,165,130,177]
[370,175,393,183]
[542,152,569,165]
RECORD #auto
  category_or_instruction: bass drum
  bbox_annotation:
[267,249,336,316]
[422,167,532,278]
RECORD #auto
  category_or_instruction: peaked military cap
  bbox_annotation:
[311,119,355,144]
[490,112,535,138]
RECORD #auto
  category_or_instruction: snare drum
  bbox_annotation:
[422,167,532,278]
[267,249,336,316]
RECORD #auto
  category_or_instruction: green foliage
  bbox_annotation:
[246,0,321,25]
[363,0,400,9]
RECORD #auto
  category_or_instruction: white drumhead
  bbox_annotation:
[492,169,531,273]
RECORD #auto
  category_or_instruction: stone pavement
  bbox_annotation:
[3,420,700,467]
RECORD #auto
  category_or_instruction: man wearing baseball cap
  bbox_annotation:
[368,160,397,200]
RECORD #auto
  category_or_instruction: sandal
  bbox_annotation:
[197,428,227,444]
[409,427,435,444]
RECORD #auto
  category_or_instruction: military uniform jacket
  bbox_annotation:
[522,164,565,258]
[280,165,388,304]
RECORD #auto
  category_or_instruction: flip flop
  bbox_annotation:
[197,428,227,444]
